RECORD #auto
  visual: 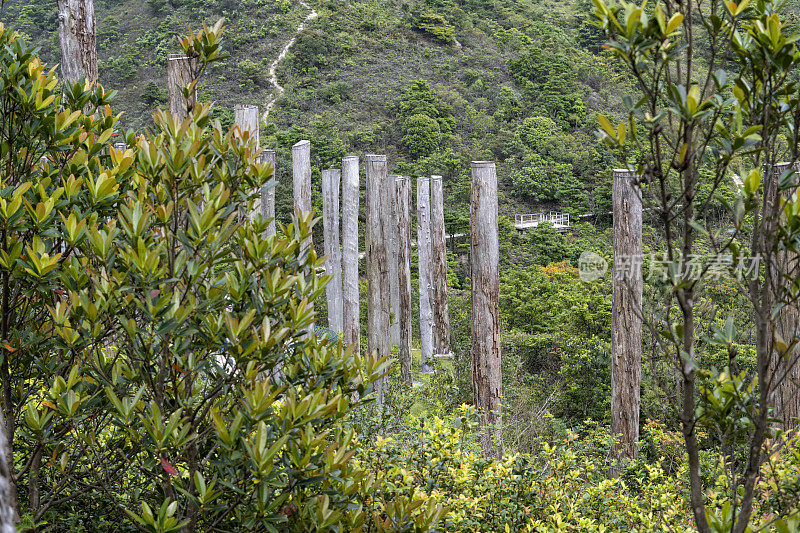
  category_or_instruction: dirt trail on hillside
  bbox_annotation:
[263,0,318,120]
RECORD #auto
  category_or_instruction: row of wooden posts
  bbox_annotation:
[226,101,504,454]
[155,54,632,462]
[174,52,637,461]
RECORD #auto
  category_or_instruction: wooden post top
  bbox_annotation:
[364,154,386,162]
[292,139,310,149]
[343,155,359,162]
[471,161,495,168]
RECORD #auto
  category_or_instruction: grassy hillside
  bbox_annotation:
[2,0,633,233]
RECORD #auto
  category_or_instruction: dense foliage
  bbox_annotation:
[3,0,800,531]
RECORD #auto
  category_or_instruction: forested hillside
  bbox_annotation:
[2,0,628,224]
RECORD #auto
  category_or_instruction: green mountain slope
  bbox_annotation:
[3,0,630,231]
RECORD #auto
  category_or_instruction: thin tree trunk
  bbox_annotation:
[167,54,196,120]
[341,156,360,353]
[610,168,643,474]
[57,0,97,84]
[417,177,435,374]
[365,155,390,403]
[389,176,401,347]
[470,161,502,459]
[259,149,277,237]
[430,175,451,356]
[322,169,343,334]
[396,176,413,385]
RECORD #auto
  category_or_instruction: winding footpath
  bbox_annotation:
[263,0,318,120]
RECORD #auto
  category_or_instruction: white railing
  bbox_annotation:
[514,212,570,227]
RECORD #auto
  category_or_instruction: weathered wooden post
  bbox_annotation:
[470,161,502,459]
[292,139,312,249]
[342,156,361,353]
[0,408,15,532]
[769,162,800,430]
[167,54,196,120]
[396,176,413,385]
[366,155,391,403]
[610,168,643,473]
[389,176,401,347]
[322,169,344,334]
[292,140,314,334]
[234,104,259,141]
[57,0,98,83]
[417,177,435,375]
[292,140,312,213]
[259,150,277,237]
[234,105,262,221]
[430,175,451,357]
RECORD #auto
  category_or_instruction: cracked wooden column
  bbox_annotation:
[470,161,502,459]
[293,140,314,333]
[417,177,435,375]
[259,149,277,237]
[389,176,401,348]
[167,54,196,120]
[395,176,413,385]
[610,168,643,474]
[57,0,98,83]
[234,104,259,141]
[430,175,451,357]
[342,156,361,353]
[769,162,800,430]
[322,169,343,334]
[292,139,312,250]
[366,155,390,403]
[234,104,263,222]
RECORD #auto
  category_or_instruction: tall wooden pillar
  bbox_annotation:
[292,140,312,252]
[167,54,196,120]
[430,175,451,356]
[611,168,643,471]
[417,177,435,374]
[234,104,259,141]
[470,161,502,459]
[389,175,401,347]
[234,105,262,222]
[395,176,413,385]
[769,162,800,430]
[57,0,98,84]
[322,169,343,334]
[342,156,361,353]
[365,155,390,403]
[292,140,314,334]
[259,149,277,237]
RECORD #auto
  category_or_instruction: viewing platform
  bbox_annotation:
[514,212,570,232]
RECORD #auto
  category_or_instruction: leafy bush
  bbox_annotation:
[411,11,455,44]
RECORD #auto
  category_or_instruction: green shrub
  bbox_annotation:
[412,11,455,44]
